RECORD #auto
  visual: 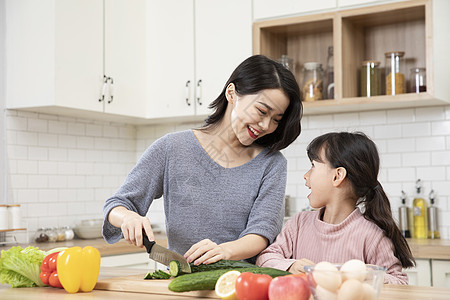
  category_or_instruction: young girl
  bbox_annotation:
[103,55,303,265]
[256,132,415,284]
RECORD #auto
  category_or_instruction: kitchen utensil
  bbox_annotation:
[398,190,411,238]
[143,233,191,273]
[427,190,440,239]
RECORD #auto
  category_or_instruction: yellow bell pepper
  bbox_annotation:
[56,246,101,293]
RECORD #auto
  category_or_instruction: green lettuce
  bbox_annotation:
[0,246,46,288]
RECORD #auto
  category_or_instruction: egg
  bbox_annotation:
[341,259,367,282]
[361,282,377,300]
[313,261,342,292]
[316,285,337,300]
[337,279,363,300]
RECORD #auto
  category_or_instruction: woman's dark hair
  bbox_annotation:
[203,55,303,153]
[307,132,415,268]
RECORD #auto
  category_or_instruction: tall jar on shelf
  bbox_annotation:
[385,51,405,95]
[302,62,324,102]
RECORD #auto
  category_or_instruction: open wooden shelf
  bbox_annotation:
[253,0,450,116]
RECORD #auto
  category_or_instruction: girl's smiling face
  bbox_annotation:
[304,147,337,208]
[228,86,289,147]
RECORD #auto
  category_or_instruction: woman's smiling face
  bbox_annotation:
[229,87,290,146]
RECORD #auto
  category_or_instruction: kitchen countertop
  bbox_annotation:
[406,238,450,260]
[0,234,168,257]
[1,267,449,299]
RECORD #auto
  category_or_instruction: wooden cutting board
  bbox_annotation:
[95,274,219,298]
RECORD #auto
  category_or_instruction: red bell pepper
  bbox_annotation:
[40,251,63,288]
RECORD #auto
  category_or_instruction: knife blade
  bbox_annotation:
[142,233,191,273]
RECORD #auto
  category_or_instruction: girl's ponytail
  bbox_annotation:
[361,185,415,268]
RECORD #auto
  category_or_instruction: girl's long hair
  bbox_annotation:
[307,132,415,268]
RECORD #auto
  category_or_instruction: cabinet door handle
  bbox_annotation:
[99,75,108,102]
[108,77,114,104]
[185,80,191,106]
[196,79,202,105]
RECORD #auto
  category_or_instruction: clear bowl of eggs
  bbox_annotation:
[304,260,386,300]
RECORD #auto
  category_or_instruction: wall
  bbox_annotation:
[4,110,137,242]
[4,104,450,242]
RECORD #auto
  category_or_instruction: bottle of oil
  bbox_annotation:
[412,179,428,239]
[427,190,440,239]
[398,191,411,238]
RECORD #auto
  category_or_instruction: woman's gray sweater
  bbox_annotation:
[103,130,287,258]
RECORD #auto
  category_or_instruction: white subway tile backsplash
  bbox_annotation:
[27,118,48,132]
[432,120,450,135]
[416,136,446,151]
[359,110,387,125]
[48,120,68,134]
[373,124,402,139]
[28,175,48,189]
[5,104,450,239]
[387,108,415,124]
[38,133,58,147]
[402,152,430,166]
[416,106,445,121]
[67,122,86,135]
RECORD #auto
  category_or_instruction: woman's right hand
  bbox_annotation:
[108,206,154,247]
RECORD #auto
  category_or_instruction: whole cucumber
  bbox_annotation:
[168,267,290,292]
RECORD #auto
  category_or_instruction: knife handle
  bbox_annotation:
[142,231,155,254]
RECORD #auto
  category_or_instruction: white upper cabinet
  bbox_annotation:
[146,0,196,119]
[6,0,147,120]
[104,0,147,117]
[194,0,252,116]
[253,0,336,20]
[6,0,103,113]
[146,0,252,120]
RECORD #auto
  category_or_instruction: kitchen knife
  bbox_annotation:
[142,233,191,273]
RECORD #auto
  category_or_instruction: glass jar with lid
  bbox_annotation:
[385,51,405,95]
[409,68,426,93]
[360,60,381,97]
[34,227,49,243]
[277,55,295,74]
[302,62,324,101]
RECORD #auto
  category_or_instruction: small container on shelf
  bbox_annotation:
[302,62,324,102]
[277,54,295,74]
[57,227,66,242]
[385,51,406,95]
[409,67,426,93]
[47,227,58,242]
[64,226,74,241]
[360,60,381,97]
[34,227,49,243]
[7,204,21,229]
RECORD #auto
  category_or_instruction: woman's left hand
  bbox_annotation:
[184,239,230,265]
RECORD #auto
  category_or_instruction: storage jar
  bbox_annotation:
[409,67,426,93]
[302,62,324,101]
[385,51,405,95]
[360,60,381,97]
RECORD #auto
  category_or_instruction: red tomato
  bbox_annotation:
[49,272,63,289]
[268,275,311,300]
[39,271,50,285]
[235,272,272,300]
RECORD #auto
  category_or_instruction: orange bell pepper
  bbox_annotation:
[56,246,101,293]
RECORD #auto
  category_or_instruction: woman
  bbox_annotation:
[103,55,303,265]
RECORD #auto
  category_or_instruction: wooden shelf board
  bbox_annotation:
[302,93,449,115]
[0,228,27,233]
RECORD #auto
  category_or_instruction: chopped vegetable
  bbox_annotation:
[169,260,182,277]
[57,246,101,293]
[0,246,46,288]
[144,270,171,280]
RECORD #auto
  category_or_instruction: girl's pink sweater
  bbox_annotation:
[256,207,408,285]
